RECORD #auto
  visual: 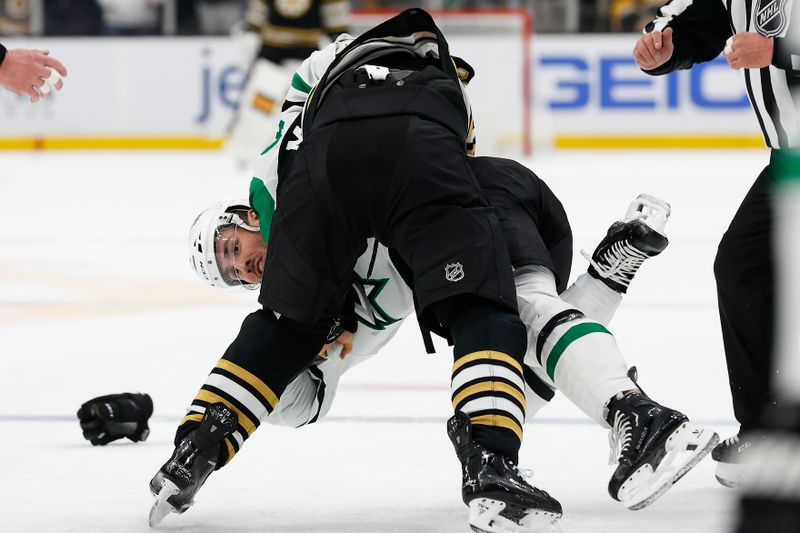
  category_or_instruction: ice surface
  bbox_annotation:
[1,148,768,532]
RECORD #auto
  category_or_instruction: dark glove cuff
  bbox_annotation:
[0,43,7,66]
[128,394,153,442]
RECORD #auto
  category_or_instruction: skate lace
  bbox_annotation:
[722,434,740,448]
[581,238,649,288]
[608,411,633,465]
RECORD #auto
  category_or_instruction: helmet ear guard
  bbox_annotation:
[188,199,261,290]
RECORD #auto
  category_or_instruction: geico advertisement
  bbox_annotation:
[533,34,763,143]
[0,37,243,137]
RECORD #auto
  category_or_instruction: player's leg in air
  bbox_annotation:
[470,156,719,511]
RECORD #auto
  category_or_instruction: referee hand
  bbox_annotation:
[725,32,773,70]
[0,48,67,102]
[633,27,674,71]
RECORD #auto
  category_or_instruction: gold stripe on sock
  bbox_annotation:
[470,414,523,441]
[452,350,522,375]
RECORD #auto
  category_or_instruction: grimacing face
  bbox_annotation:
[214,224,268,285]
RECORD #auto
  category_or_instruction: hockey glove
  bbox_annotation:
[77,392,153,445]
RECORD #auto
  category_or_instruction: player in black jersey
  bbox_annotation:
[635,2,800,530]
[152,10,559,532]
[244,0,349,65]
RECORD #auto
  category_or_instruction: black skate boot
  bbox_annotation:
[148,403,237,526]
[447,412,562,533]
[605,392,719,510]
[712,431,765,488]
[582,194,670,293]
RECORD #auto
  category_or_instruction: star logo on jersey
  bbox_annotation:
[445,262,465,282]
[353,276,401,331]
[755,0,789,37]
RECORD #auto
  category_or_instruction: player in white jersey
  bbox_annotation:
[151,155,719,530]
[153,10,560,532]
[149,11,717,530]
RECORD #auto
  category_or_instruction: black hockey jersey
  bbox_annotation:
[645,0,800,148]
[245,0,349,53]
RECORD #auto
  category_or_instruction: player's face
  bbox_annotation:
[214,225,268,285]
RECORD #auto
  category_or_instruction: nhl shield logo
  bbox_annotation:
[445,262,465,282]
[755,0,789,37]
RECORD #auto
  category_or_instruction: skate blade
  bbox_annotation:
[468,498,561,533]
[148,479,180,527]
[621,422,719,510]
[714,461,743,488]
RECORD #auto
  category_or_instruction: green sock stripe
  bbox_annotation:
[546,322,612,381]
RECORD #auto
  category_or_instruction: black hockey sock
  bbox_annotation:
[176,309,327,468]
[440,297,528,463]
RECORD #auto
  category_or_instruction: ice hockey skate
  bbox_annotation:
[148,403,237,527]
[605,391,719,510]
[447,412,562,533]
[582,194,671,293]
[711,431,762,488]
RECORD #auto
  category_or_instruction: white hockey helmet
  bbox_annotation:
[188,199,261,290]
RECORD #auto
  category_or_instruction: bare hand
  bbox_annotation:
[0,49,68,102]
[726,32,773,70]
[633,27,675,70]
[319,330,355,360]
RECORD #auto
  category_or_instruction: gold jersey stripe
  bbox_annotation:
[452,350,522,375]
[195,389,257,436]
[451,381,526,409]
[470,414,523,441]
[179,412,204,428]
[216,359,279,409]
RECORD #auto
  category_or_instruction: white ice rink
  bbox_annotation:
[1,148,770,532]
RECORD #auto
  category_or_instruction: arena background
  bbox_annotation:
[0,2,767,532]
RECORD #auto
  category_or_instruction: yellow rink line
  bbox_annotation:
[0,137,223,150]
[0,135,766,150]
[555,135,766,149]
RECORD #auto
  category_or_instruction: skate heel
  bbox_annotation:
[149,478,181,527]
[625,193,671,235]
[468,498,561,533]
[621,422,719,510]
[715,461,744,488]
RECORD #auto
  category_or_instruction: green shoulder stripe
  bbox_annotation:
[291,73,312,94]
[249,177,275,244]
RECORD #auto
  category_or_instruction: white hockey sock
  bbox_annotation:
[516,267,635,426]
[560,272,623,326]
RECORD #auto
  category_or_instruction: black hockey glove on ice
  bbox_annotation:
[77,392,153,445]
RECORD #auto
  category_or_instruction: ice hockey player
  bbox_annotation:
[227,0,350,163]
[164,153,718,525]
[151,9,559,532]
[634,2,800,504]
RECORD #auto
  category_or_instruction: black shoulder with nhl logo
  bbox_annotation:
[77,392,153,445]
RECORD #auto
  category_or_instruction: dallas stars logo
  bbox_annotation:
[353,276,400,331]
